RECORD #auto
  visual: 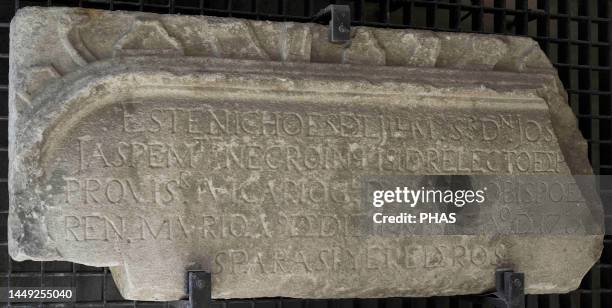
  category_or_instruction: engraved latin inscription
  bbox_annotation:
[31,96,582,294]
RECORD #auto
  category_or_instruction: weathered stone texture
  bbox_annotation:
[8,7,602,302]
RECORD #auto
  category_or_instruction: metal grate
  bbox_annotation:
[0,0,610,307]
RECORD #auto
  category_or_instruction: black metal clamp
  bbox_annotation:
[188,271,212,308]
[468,268,525,308]
[171,271,212,308]
[312,5,351,44]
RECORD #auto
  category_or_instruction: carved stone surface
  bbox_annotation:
[9,7,603,301]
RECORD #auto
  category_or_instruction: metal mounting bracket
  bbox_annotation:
[312,4,351,44]
[171,271,212,308]
[188,271,212,308]
[468,268,525,308]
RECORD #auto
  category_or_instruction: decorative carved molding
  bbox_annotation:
[11,7,554,110]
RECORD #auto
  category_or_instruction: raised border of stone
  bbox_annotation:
[9,6,590,172]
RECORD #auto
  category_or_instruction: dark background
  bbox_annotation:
[0,0,610,307]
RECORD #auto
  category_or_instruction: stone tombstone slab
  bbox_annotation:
[8,7,603,301]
